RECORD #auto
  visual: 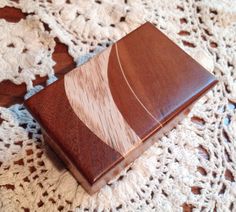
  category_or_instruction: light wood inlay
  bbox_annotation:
[64,46,141,156]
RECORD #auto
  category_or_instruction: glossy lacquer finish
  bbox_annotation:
[24,22,217,194]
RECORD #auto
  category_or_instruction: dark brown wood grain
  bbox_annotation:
[24,22,217,194]
[0,7,76,107]
[24,78,123,186]
[108,22,217,139]
[108,45,156,137]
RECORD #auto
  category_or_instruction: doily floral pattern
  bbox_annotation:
[0,15,55,89]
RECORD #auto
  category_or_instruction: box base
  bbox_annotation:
[42,105,192,195]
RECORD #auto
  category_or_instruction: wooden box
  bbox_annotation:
[24,22,217,194]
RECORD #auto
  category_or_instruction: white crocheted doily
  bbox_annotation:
[0,15,55,89]
[0,0,236,211]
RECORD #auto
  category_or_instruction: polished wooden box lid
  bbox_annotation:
[24,22,217,194]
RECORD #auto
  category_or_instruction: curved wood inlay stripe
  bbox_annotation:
[114,43,163,127]
[64,47,141,156]
[108,45,158,138]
